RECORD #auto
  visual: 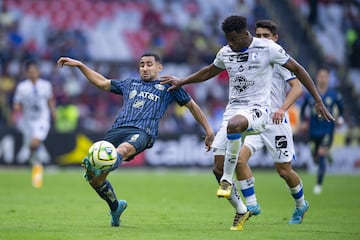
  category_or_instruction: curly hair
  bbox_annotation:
[221,15,247,34]
[255,19,279,36]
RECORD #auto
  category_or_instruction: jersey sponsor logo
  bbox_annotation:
[137,91,160,102]
[129,90,137,99]
[227,53,249,62]
[133,100,145,108]
[234,75,254,93]
[154,84,165,91]
[275,135,288,149]
[248,65,260,70]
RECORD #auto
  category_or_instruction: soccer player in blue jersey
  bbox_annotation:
[57,53,214,227]
[300,66,344,195]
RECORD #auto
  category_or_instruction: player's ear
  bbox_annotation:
[273,34,279,42]
[157,63,163,72]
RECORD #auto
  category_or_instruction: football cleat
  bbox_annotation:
[216,180,232,198]
[230,211,251,231]
[32,164,43,188]
[247,204,261,216]
[111,200,128,227]
[288,200,309,224]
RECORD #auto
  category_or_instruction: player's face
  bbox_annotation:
[139,56,162,82]
[316,69,329,88]
[26,65,40,81]
[224,30,251,52]
[255,27,278,42]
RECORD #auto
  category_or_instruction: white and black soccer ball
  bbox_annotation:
[88,140,117,170]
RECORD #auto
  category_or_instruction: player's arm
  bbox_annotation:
[283,58,335,121]
[48,97,57,121]
[273,78,303,124]
[160,64,224,91]
[184,99,214,151]
[57,57,111,91]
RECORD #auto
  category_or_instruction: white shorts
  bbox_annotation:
[20,120,50,144]
[244,118,295,163]
[212,105,270,155]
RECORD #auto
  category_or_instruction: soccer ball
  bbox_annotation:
[88,140,117,171]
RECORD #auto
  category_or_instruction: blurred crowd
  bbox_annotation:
[0,0,267,135]
[0,0,357,140]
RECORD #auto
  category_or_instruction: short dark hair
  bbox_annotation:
[255,20,278,36]
[221,15,248,34]
[24,60,39,71]
[140,52,161,63]
[318,65,330,73]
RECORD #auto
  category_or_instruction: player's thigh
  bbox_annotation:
[242,134,265,159]
[103,127,151,160]
[318,133,333,155]
[261,123,295,163]
[30,121,50,148]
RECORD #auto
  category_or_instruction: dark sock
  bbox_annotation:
[93,180,119,211]
[214,172,222,184]
[317,155,326,185]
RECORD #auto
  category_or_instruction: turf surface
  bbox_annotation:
[0,168,359,240]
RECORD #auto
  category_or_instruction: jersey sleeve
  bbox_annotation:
[13,84,23,104]
[110,79,128,95]
[269,41,290,66]
[171,87,191,106]
[213,47,226,69]
[278,65,296,82]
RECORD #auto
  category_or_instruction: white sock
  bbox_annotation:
[227,182,248,214]
[289,182,305,208]
[221,133,242,183]
[239,177,258,206]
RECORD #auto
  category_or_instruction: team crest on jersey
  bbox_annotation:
[234,75,254,93]
[251,52,259,61]
[133,100,144,108]
[275,135,288,149]
[129,90,137,99]
[154,84,165,91]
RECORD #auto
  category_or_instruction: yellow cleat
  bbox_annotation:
[230,211,250,231]
[32,164,43,188]
[216,180,232,198]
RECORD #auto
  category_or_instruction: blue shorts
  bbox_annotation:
[102,126,153,160]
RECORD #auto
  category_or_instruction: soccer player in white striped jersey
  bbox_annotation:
[13,61,57,188]
[161,15,334,230]
[231,19,309,224]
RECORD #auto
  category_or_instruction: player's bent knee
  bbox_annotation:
[227,116,248,134]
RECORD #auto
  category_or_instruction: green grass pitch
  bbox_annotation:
[0,168,359,240]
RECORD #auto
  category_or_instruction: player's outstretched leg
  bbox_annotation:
[217,133,242,198]
[83,155,127,227]
[213,156,250,230]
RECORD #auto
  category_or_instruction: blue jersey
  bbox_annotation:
[300,88,343,137]
[110,78,191,139]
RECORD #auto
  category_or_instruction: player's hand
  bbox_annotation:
[272,108,285,124]
[57,57,82,68]
[204,132,215,152]
[160,75,183,91]
[315,100,335,122]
